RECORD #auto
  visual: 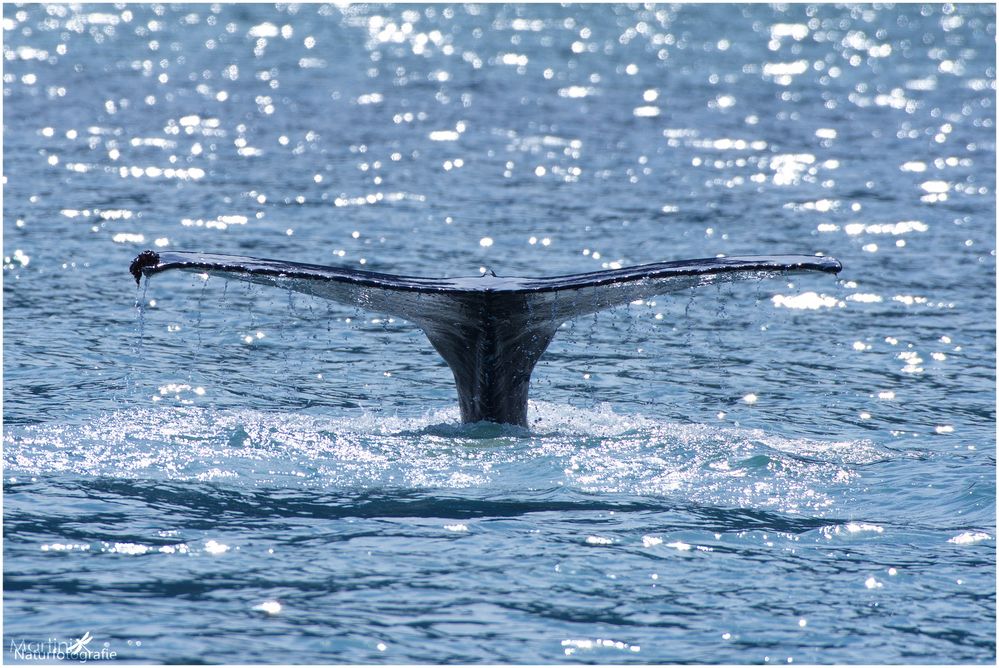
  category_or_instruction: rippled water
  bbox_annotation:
[3,3,995,664]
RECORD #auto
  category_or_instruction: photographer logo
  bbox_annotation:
[9,633,117,662]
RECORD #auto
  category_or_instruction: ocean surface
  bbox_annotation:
[3,3,995,664]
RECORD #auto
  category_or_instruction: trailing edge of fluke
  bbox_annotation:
[130,250,841,427]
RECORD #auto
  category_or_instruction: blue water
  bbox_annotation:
[3,3,995,663]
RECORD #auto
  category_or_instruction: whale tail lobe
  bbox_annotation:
[130,251,841,426]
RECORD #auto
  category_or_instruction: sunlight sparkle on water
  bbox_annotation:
[204,540,229,555]
[562,638,640,656]
[845,221,928,236]
[558,85,593,98]
[771,292,844,310]
[252,601,283,614]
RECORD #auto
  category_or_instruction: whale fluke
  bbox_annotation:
[130,250,841,427]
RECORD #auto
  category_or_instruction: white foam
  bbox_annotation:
[4,403,889,516]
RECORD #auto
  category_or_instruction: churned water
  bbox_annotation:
[3,3,995,664]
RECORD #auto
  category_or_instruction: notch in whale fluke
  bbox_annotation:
[129,250,841,427]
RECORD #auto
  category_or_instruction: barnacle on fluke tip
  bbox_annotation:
[129,250,161,285]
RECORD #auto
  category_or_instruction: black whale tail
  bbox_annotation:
[131,250,842,427]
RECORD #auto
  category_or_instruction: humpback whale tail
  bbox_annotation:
[130,250,841,427]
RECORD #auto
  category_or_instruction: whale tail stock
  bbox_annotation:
[130,250,841,427]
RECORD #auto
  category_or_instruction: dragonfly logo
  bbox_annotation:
[67,632,93,654]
